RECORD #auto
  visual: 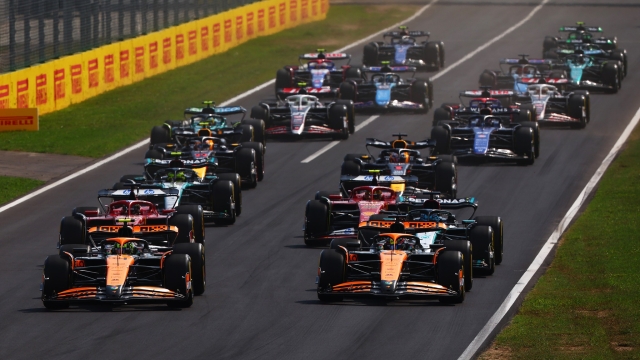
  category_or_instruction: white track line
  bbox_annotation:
[300,115,380,163]
[0,3,439,214]
[458,108,640,359]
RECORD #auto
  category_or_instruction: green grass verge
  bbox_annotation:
[480,128,640,359]
[0,176,44,205]
[0,5,417,158]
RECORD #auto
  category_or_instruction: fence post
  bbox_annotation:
[38,0,45,63]
[9,0,17,71]
[23,0,31,68]
[63,0,72,55]
[53,0,60,58]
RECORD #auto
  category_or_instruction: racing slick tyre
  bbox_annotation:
[238,123,254,143]
[424,42,441,71]
[242,119,266,150]
[514,126,535,165]
[144,148,163,160]
[568,93,588,129]
[150,125,170,145]
[344,66,363,81]
[329,103,349,140]
[442,240,473,292]
[433,107,451,127]
[169,214,195,244]
[344,153,366,162]
[434,41,445,68]
[431,126,451,155]
[164,254,194,308]
[60,216,85,245]
[479,70,497,88]
[362,42,379,66]
[341,160,361,176]
[236,147,258,189]
[339,81,357,102]
[241,142,265,181]
[573,90,591,122]
[250,105,270,124]
[543,36,556,54]
[216,173,242,217]
[435,161,457,198]
[275,68,292,98]
[437,154,458,165]
[410,79,431,114]
[317,249,345,302]
[211,180,236,225]
[603,62,620,93]
[336,99,356,134]
[72,206,101,216]
[520,121,540,158]
[173,243,206,296]
[330,238,361,251]
[118,175,139,184]
[176,205,205,244]
[470,225,495,276]
[611,49,627,77]
[474,216,503,265]
[304,200,330,247]
[42,255,71,310]
[437,251,465,304]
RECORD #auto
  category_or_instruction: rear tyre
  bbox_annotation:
[304,200,329,246]
[164,254,194,308]
[363,43,379,66]
[424,42,441,71]
[442,240,473,291]
[437,251,465,304]
[150,125,170,145]
[568,94,588,129]
[474,216,503,265]
[335,100,355,134]
[431,126,451,155]
[236,147,258,189]
[410,80,431,113]
[520,121,540,158]
[144,149,163,160]
[339,82,356,101]
[59,216,84,245]
[173,243,206,296]
[241,142,265,181]
[238,124,254,143]
[317,249,345,302]
[470,225,495,276]
[329,104,349,140]
[176,205,205,244]
[603,62,619,93]
[433,107,451,127]
[435,161,457,198]
[215,174,242,217]
[275,68,292,98]
[211,180,236,225]
[514,126,535,165]
[341,160,361,176]
[169,214,194,244]
[479,70,497,88]
[543,36,556,54]
[242,119,266,150]
[42,255,71,310]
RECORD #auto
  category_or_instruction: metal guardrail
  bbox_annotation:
[0,0,260,73]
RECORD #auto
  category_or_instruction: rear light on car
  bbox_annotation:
[349,254,358,262]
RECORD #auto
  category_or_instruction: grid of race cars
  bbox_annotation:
[41,22,626,308]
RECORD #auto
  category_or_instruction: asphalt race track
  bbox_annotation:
[1,1,638,359]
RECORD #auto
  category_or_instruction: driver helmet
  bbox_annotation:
[389,151,410,163]
[112,242,138,255]
[167,171,187,182]
[131,204,141,215]
[378,237,403,250]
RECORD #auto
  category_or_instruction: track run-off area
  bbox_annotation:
[1,1,639,359]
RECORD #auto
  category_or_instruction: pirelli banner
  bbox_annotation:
[0,0,328,116]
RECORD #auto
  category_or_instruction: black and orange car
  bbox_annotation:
[41,237,204,309]
[316,232,465,304]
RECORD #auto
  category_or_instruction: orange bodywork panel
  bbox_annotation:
[106,255,135,287]
[379,250,407,282]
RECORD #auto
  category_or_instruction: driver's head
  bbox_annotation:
[131,204,141,215]
[175,171,187,182]
[112,242,138,255]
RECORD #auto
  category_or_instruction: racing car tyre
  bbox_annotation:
[241,142,265,181]
[275,68,292,98]
[215,174,242,216]
[431,126,451,155]
[344,153,366,162]
[362,42,379,66]
[514,126,535,165]
[434,41,445,68]
[543,36,556,54]
[437,251,465,304]
[211,180,236,225]
[543,50,558,60]
[144,148,163,160]
[250,105,269,123]
[242,119,266,150]
[344,66,362,81]
[236,147,258,189]
[164,254,194,308]
[603,62,620,93]
[410,80,431,114]
[474,216,503,265]
[435,161,457,198]
[72,206,101,216]
[329,104,349,140]
[169,214,194,244]
[516,108,533,123]
[437,154,458,165]
[479,70,497,88]
[150,125,170,145]
[173,243,206,296]
[238,124,254,143]
[424,42,441,71]
[470,225,495,276]
[338,81,357,102]
[568,94,588,129]
[176,205,205,244]
[340,160,361,177]
[518,104,537,121]
[317,249,345,302]
[433,107,451,127]
[330,238,361,251]
[442,240,473,291]
[60,216,85,245]
[611,49,627,77]
[335,99,355,134]
[520,121,540,158]
[42,255,71,309]
[304,200,329,246]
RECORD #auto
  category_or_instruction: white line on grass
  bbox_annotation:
[458,105,640,359]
